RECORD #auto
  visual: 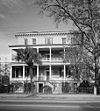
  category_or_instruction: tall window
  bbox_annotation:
[24,38,28,45]
[71,37,76,44]
[62,38,66,44]
[25,66,30,77]
[45,38,53,44]
[12,66,23,78]
[32,38,36,45]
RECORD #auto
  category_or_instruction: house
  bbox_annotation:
[9,31,78,94]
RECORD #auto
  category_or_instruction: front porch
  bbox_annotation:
[11,65,73,81]
[10,65,77,94]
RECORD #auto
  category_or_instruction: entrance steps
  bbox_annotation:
[53,83,62,94]
[44,82,54,89]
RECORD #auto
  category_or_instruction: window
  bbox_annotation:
[12,66,23,78]
[71,37,76,44]
[45,38,53,44]
[24,38,28,45]
[32,38,36,45]
[25,66,30,77]
[62,38,66,44]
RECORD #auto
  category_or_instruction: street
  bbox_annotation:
[0,102,100,111]
[0,97,100,111]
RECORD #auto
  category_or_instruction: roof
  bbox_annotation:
[15,31,75,37]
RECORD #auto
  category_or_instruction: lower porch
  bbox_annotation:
[10,65,76,94]
[10,65,73,82]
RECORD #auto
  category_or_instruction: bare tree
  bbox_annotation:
[35,0,100,94]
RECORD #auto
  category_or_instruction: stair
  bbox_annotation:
[53,83,62,94]
[44,81,54,91]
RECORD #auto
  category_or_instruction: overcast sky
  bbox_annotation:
[0,0,73,56]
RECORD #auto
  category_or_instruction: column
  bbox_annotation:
[10,66,12,83]
[49,65,51,80]
[64,46,65,62]
[63,45,66,84]
[37,48,39,81]
[64,65,66,82]
[23,65,25,80]
[37,65,39,80]
[37,48,39,53]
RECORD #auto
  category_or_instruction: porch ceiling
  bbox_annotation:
[52,48,63,51]
[39,48,49,52]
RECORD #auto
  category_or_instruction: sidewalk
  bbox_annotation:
[0,93,100,104]
[0,93,100,99]
[0,93,27,98]
[37,94,100,101]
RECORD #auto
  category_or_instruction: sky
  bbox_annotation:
[0,0,74,57]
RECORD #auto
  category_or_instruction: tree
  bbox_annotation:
[64,45,91,82]
[16,47,41,94]
[35,0,100,94]
[65,46,82,80]
[0,62,10,76]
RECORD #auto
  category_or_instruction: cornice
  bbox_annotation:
[15,31,75,37]
[9,44,78,48]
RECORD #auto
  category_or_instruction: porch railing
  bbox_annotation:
[12,56,64,63]
[41,57,63,62]
[38,76,50,81]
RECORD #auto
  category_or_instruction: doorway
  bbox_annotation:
[39,83,43,93]
[45,70,50,81]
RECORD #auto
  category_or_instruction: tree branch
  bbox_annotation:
[42,1,96,46]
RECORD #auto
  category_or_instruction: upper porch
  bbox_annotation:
[10,45,73,65]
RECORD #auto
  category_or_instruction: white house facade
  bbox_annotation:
[9,31,78,94]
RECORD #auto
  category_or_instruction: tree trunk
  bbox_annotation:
[29,67,34,95]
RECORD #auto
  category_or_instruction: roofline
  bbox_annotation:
[15,31,80,37]
[9,44,78,48]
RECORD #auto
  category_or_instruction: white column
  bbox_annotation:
[64,46,65,62]
[10,66,12,83]
[37,48,39,81]
[94,86,97,95]
[63,45,66,84]
[9,48,12,83]
[37,65,39,80]
[49,47,51,80]
[64,65,66,81]
[23,65,25,80]
[37,48,39,53]
[49,65,51,80]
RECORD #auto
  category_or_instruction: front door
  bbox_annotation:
[39,83,43,93]
[46,70,49,81]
